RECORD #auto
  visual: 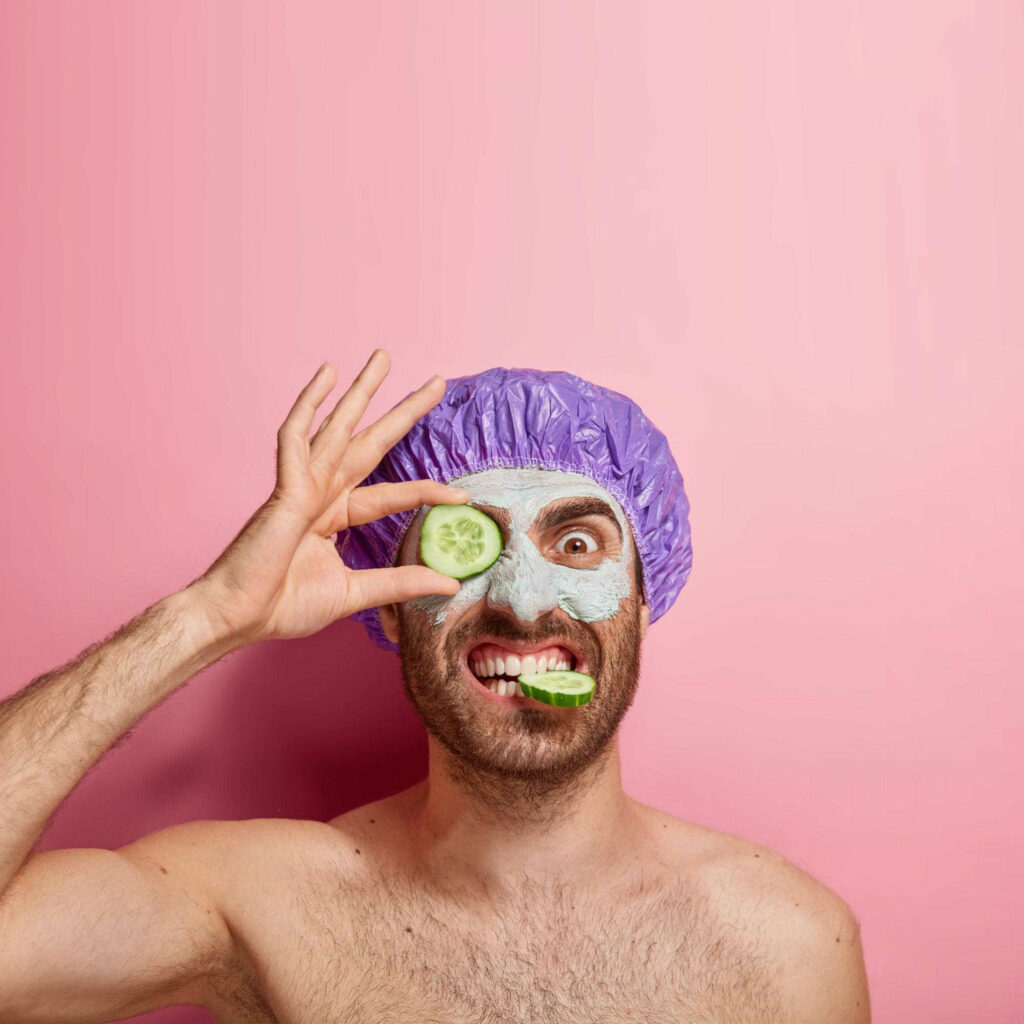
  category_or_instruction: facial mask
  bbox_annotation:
[404,468,635,627]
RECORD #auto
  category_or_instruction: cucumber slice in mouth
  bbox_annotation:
[420,504,503,579]
[518,669,596,707]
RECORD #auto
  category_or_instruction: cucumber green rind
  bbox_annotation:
[419,504,503,580]
[518,670,596,708]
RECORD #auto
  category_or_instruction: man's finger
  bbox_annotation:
[335,375,448,482]
[309,349,392,466]
[341,480,471,530]
[278,362,336,447]
[345,565,461,613]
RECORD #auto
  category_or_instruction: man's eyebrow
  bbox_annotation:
[535,497,623,540]
[469,497,623,541]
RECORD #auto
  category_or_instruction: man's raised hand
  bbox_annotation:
[192,350,467,643]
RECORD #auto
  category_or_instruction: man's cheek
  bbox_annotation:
[548,557,633,624]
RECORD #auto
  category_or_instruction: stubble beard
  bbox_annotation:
[394,598,644,825]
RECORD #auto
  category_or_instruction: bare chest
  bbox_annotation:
[217,863,785,1024]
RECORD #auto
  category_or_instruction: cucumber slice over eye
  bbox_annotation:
[419,504,503,579]
[518,670,596,707]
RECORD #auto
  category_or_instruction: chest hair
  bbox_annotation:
[234,859,787,1024]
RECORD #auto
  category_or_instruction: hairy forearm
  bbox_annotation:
[0,586,243,896]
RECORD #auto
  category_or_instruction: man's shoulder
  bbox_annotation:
[127,816,347,886]
[701,833,861,942]
[641,808,870,1022]
[149,790,414,889]
[639,805,857,924]
[695,827,850,909]
[706,841,869,1021]
[142,814,341,848]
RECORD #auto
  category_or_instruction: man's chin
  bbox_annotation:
[429,713,616,780]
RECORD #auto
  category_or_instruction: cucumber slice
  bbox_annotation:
[518,669,596,707]
[419,504,503,579]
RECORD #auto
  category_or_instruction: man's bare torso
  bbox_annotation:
[195,789,800,1023]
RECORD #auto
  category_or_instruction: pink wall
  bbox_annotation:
[2,3,1022,1021]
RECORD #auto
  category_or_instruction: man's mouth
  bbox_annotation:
[464,640,585,699]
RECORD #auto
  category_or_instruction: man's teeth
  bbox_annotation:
[471,652,572,679]
[487,679,526,697]
[470,650,573,697]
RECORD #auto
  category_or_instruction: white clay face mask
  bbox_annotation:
[402,467,636,627]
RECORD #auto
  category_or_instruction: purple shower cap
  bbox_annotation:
[335,366,693,653]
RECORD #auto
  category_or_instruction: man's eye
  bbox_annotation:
[559,531,597,556]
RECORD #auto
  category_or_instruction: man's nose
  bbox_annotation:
[484,537,561,622]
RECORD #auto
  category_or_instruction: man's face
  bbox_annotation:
[380,468,649,788]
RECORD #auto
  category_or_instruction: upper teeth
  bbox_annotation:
[469,643,574,681]
[472,653,571,677]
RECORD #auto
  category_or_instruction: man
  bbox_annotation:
[0,351,870,1022]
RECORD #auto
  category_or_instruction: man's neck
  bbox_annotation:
[403,733,645,896]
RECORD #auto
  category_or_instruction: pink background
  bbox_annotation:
[2,3,1022,1021]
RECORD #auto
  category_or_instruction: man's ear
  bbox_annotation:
[632,543,649,642]
[379,602,400,644]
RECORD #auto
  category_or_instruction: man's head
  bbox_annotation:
[378,467,649,792]
[335,366,692,796]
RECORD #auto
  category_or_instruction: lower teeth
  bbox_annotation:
[482,679,523,697]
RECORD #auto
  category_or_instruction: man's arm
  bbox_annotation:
[0,823,245,1021]
[0,353,471,1021]
[0,588,238,900]
[0,589,247,1021]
